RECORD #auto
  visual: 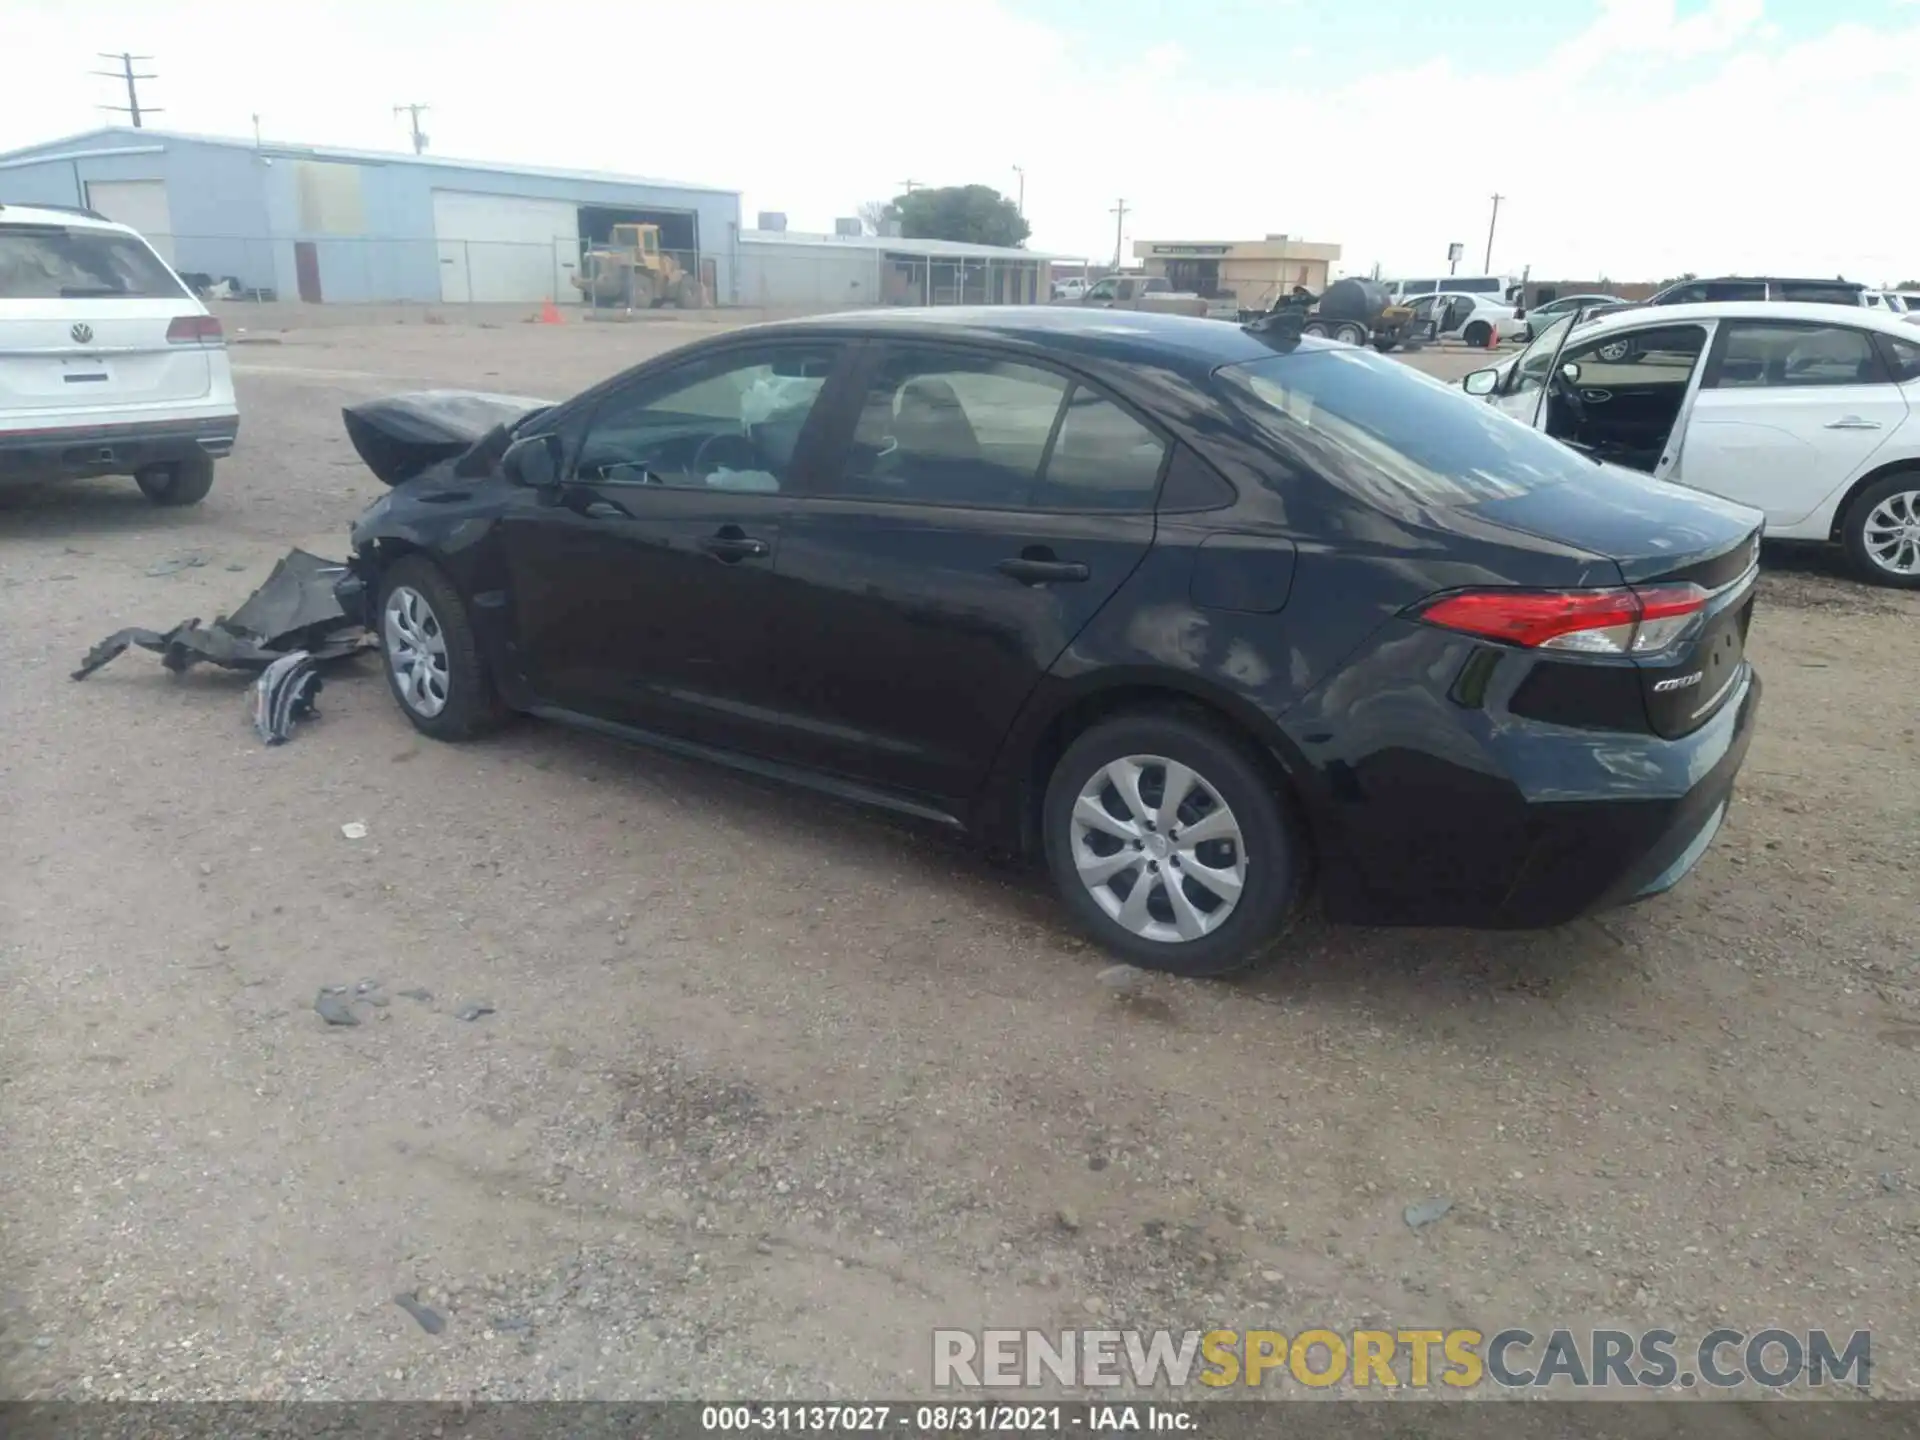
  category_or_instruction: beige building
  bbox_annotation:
[1134,234,1342,312]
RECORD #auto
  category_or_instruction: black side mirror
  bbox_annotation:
[504,432,562,488]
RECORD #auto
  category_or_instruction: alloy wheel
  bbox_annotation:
[383,585,451,718]
[1068,755,1247,944]
[1862,488,1920,576]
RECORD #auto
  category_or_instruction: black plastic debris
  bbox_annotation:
[72,548,372,681]
[394,1292,446,1335]
[315,989,361,1027]
[252,650,323,745]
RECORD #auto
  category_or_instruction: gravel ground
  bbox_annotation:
[2,312,1917,1403]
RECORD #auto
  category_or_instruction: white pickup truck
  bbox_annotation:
[1055,274,1208,318]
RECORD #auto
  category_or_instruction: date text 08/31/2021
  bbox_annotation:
[701,1405,1195,1433]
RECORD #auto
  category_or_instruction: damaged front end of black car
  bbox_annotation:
[332,390,555,629]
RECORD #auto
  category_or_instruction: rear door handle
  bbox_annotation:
[701,529,770,562]
[995,556,1090,585]
[1825,417,1883,430]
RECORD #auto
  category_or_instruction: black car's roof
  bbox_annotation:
[736,305,1325,379]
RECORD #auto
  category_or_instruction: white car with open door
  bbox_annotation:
[1461,301,1920,587]
[0,202,237,505]
[1404,290,1527,348]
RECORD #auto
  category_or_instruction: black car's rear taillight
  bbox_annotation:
[1416,584,1708,656]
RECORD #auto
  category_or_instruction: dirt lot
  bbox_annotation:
[2,309,1917,1403]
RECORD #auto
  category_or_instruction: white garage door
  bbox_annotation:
[431,191,580,304]
[85,180,175,263]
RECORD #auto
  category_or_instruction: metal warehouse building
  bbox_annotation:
[0,127,741,306]
[737,227,1058,310]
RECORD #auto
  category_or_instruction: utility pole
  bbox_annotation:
[897,178,922,194]
[1110,197,1130,270]
[394,104,430,155]
[94,53,159,128]
[1484,193,1504,273]
[1012,165,1025,216]
[251,113,262,146]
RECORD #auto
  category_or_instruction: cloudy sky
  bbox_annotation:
[6,0,1918,282]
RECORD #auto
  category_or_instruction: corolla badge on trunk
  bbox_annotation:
[1653,671,1705,693]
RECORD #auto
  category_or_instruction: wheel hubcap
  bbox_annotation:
[383,585,450,717]
[1863,489,1920,576]
[1069,754,1247,944]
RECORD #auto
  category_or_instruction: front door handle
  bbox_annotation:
[583,500,626,520]
[995,554,1090,585]
[1825,417,1883,430]
[701,527,770,562]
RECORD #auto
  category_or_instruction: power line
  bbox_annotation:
[94,52,159,128]
[1110,198,1130,269]
[1484,193,1504,273]
[393,103,430,155]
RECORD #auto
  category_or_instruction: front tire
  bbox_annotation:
[135,453,215,506]
[1334,321,1367,345]
[375,556,507,740]
[1042,713,1306,977]
[1463,320,1492,348]
[1841,473,1920,589]
[1301,320,1328,338]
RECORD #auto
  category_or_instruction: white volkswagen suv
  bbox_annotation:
[0,202,237,505]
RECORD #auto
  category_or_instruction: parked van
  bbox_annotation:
[1381,274,1524,304]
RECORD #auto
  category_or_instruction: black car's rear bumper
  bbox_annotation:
[0,415,238,484]
[1306,662,1760,929]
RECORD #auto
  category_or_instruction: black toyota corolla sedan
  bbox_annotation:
[334,307,1763,977]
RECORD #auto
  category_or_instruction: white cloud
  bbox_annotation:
[4,0,1917,283]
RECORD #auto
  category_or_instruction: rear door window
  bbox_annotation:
[0,224,187,299]
[1035,386,1168,511]
[1709,322,1889,388]
[1704,281,1767,302]
[828,345,1067,508]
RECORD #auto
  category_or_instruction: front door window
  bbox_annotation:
[576,345,839,492]
[1548,324,1709,472]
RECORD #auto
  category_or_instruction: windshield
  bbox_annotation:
[1218,346,1598,508]
[0,224,187,300]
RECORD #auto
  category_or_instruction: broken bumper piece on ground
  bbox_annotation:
[252,650,324,745]
[71,548,372,681]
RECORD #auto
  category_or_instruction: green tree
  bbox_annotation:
[1655,271,1697,289]
[891,185,1030,248]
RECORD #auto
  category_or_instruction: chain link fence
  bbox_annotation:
[146,232,1071,317]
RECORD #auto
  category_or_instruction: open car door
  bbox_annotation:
[1530,319,1720,479]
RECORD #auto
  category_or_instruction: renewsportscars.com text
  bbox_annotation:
[933,1327,1871,1392]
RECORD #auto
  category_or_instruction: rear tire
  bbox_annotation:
[1301,320,1328,338]
[1042,712,1307,978]
[375,555,508,741]
[1463,320,1492,348]
[135,453,215,506]
[1334,321,1367,345]
[1841,472,1920,589]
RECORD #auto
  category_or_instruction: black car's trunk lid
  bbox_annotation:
[1473,464,1762,739]
[342,391,553,486]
